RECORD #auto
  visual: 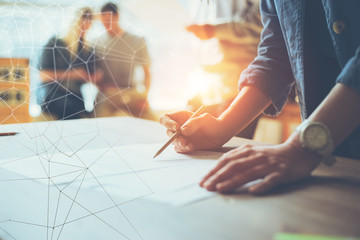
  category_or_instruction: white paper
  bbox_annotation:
[83,143,223,206]
[0,168,144,240]
[1,143,264,207]
[1,143,224,207]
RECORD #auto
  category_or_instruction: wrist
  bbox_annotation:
[218,115,238,137]
[210,117,233,144]
[292,120,336,166]
[284,132,323,165]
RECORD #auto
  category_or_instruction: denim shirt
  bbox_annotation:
[239,0,360,159]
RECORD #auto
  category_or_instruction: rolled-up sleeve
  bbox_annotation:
[239,0,294,116]
[336,47,360,92]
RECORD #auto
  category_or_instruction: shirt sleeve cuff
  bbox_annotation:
[336,47,360,92]
[239,68,293,116]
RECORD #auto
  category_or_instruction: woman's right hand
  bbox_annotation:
[159,111,231,153]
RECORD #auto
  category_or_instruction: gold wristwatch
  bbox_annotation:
[296,120,336,166]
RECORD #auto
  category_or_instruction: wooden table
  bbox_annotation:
[0,117,359,240]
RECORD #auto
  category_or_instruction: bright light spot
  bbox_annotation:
[186,68,223,105]
[29,104,41,117]
[81,83,98,112]
[148,35,223,111]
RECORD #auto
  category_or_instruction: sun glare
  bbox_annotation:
[186,68,223,105]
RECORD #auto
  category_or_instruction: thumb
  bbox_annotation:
[181,113,213,136]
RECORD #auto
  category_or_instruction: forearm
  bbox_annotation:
[198,85,360,195]
[304,83,360,147]
[219,85,271,137]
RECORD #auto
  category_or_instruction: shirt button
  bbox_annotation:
[333,20,346,34]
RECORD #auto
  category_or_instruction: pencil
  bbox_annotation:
[153,105,205,158]
[0,132,18,137]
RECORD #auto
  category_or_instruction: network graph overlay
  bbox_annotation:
[0,2,159,240]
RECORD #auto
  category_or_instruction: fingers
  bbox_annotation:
[218,144,254,162]
[160,111,199,153]
[201,154,265,191]
[160,111,215,137]
[199,141,318,194]
[166,129,175,137]
[160,114,180,132]
[172,135,194,153]
[174,143,194,153]
[160,111,216,154]
[215,163,279,193]
[165,129,194,153]
[159,111,193,131]
[199,145,254,187]
[248,172,284,194]
[199,144,286,194]
[181,113,214,136]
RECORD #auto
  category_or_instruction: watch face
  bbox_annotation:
[303,124,329,150]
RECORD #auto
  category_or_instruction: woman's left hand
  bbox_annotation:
[199,134,322,194]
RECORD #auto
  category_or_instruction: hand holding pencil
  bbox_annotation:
[158,107,230,154]
[154,106,205,158]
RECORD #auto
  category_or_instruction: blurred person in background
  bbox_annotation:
[187,0,262,138]
[38,7,102,120]
[94,2,152,119]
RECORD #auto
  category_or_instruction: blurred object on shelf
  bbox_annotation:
[0,58,31,124]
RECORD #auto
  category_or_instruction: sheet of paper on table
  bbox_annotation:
[0,167,146,240]
[0,143,261,207]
